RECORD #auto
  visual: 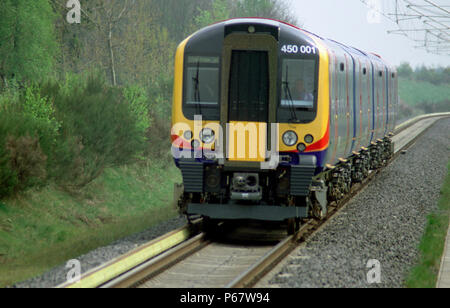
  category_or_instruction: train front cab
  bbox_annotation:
[171,19,330,227]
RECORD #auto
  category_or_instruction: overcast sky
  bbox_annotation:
[290,0,450,68]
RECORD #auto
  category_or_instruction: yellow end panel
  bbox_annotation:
[228,122,267,162]
[172,37,190,128]
[279,35,330,153]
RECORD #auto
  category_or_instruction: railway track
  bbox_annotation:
[58,113,450,289]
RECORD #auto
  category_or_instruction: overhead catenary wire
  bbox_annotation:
[360,0,449,55]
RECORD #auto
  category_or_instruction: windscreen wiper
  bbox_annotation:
[283,66,299,123]
[192,61,202,115]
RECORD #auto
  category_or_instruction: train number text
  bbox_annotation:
[281,44,317,55]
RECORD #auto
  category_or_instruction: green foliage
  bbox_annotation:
[414,65,450,86]
[406,163,450,288]
[123,85,151,132]
[193,0,298,28]
[59,72,87,96]
[147,73,174,119]
[231,0,298,24]
[397,63,450,119]
[397,62,414,79]
[0,106,50,198]
[0,0,57,83]
[0,80,20,110]
[5,135,47,192]
[22,84,61,140]
[195,0,230,28]
[399,78,450,106]
[0,74,150,195]
[48,75,147,189]
[0,133,18,198]
[235,0,275,17]
[144,115,173,164]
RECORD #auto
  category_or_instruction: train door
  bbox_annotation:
[220,33,278,167]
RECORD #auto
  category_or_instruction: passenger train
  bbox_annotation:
[171,18,398,233]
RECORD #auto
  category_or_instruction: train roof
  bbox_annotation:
[188,18,392,67]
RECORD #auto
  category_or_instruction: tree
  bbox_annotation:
[231,0,299,25]
[50,0,300,89]
[397,62,413,79]
[157,0,212,43]
[195,0,230,28]
[194,0,299,29]
[0,0,58,87]
[116,0,176,86]
[81,0,136,86]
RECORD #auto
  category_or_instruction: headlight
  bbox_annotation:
[282,131,298,147]
[183,130,193,140]
[304,134,314,144]
[297,143,307,152]
[200,128,215,144]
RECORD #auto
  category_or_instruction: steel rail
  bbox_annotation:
[101,233,210,288]
[57,220,202,288]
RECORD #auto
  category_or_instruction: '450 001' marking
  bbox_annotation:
[281,45,317,55]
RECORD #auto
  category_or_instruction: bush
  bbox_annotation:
[49,75,147,188]
[22,84,60,139]
[0,74,150,194]
[0,74,154,194]
[0,107,48,198]
[145,115,172,164]
[0,141,18,198]
[0,80,20,111]
[6,135,47,191]
[147,73,173,119]
[123,84,150,133]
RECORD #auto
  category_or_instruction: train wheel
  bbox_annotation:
[310,200,326,220]
[287,218,300,235]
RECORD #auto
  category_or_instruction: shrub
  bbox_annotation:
[147,73,173,119]
[0,74,151,194]
[5,135,47,191]
[0,141,18,198]
[0,105,50,197]
[50,75,147,188]
[0,80,20,111]
[123,84,150,133]
[50,135,93,190]
[145,115,172,164]
[22,84,60,139]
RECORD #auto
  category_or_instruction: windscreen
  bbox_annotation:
[278,57,318,123]
[183,56,220,120]
[281,59,316,109]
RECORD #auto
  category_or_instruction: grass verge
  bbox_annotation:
[0,161,181,287]
[405,161,450,288]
